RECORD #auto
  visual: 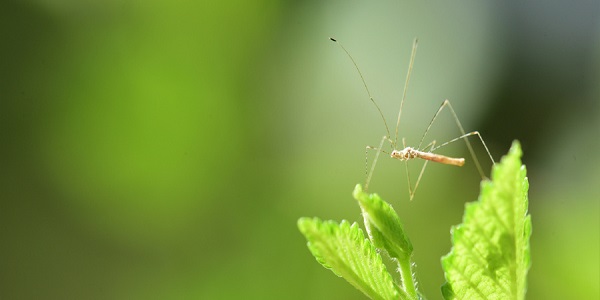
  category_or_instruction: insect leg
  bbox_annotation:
[365,135,392,191]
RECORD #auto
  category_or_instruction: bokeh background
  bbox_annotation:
[1,0,598,299]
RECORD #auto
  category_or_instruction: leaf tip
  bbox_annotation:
[352,184,364,201]
[508,140,522,157]
[441,140,531,300]
[297,217,310,231]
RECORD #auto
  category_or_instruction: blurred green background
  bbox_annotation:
[1,0,598,299]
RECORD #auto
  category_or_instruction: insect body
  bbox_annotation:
[392,147,464,167]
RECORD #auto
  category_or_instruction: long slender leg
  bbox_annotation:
[408,140,436,201]
[431,131,494,166]
[418,139,437,152]
[416,99,495,179]
[401,138,413,199]
[394,38,419,147]
[365,135,391,191]
[331,38,392,141]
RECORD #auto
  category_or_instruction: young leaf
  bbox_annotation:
[353,184,413,261]
[353,184,418,299]
[441,140,531,300]
[298,217,405,300]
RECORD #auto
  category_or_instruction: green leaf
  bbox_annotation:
[353,184,413,260]
[298,217,404,300]
[441,140,532,300]
[353,184,418,299]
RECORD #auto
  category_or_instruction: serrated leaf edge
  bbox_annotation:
[298,217,405,300]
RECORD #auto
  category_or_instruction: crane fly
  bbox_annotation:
[330,37,495,200]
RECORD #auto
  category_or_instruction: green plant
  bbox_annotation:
[298,141,531,299]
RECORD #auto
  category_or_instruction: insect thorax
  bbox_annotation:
[391,147,418,161]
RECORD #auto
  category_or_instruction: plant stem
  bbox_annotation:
[398,256,418,299]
